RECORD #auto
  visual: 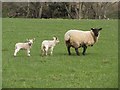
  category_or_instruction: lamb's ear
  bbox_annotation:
[26,39,29,41]
[53,35,56,37]
[33,38,35,41]
[55,37,58,40]
[91,28,94,30]
[53,37,55,40]
[99,28,102,31]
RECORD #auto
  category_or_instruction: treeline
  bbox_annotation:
[2,2,119,19]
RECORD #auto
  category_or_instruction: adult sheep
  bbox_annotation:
[64,28,102,55]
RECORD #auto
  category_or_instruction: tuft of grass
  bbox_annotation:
[2,18,118,88]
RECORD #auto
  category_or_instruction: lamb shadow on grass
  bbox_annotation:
[12,52,100,61]
[12,55,33,60]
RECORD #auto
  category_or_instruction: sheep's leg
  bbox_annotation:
[14,48,20,56]
[82,45,87,55]
[75,48,80,55]
[67,46,71,55]
[27,49,30,56]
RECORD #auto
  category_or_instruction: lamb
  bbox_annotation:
[41,37,59,56]
[14,38,35,57]
[64,28,102,55]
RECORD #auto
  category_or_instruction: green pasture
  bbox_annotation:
[2,18,118,88]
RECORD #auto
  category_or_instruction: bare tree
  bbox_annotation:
[26,1,30,18]
[38,3,44,18]
[65,3,72,19]
[2,2,118,19]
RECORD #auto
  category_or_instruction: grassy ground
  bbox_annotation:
[2,18,118,88]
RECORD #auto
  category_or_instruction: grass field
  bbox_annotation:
[2,18,118,88]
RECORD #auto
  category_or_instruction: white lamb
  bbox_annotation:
[41,37,59,56]
[14,38,35,57]
[64,28,102,55]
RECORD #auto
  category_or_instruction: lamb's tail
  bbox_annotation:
[15,44,17,50]
[41,44,46,52]
[41,45,46,56]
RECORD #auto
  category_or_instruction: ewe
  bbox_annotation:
[64,28,102,55]
[14,38,35,57]
[41,37,59,56]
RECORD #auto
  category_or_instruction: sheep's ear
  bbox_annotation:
[99,28,102,31]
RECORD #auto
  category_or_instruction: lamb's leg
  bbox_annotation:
[82,45,87,55]
[50,47,54,55]
[41,46,46,56]
[14,48,20,56]
[75,48,80,55]
[27,49,30,56]
[67,46,71,55]
[45,46,48,56]
[41,49,44,56]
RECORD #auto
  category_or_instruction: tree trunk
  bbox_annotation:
[26,1,30,18]
[75,3,79,19]
[65,3,73,19]
[39,4,43,18]
[78,2,83,19]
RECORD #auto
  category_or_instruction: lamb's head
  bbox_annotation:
[91,28,102,37]
[26,38,35,46]
[53,36,60,44]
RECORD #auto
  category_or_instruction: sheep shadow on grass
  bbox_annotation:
[55,52,99,57]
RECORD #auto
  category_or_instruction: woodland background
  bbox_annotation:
[2,2,119,19]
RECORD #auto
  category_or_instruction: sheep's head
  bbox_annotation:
[91,28,102,37]
[53,36,60,44]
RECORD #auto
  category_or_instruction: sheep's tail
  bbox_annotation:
[64,32,70,41]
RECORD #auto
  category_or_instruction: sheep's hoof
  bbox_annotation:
[82,53,85,55]
[68,53,71,55]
